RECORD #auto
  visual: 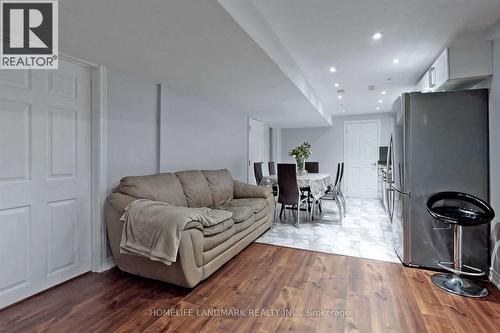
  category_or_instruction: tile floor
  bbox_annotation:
[256,198,401,263]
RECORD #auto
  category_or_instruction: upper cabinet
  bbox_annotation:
[416,69,430,92]
[417,40,493,93]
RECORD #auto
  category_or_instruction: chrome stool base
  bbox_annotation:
[431,273,488,298]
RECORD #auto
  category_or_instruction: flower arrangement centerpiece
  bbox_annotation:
[289,142,311,175]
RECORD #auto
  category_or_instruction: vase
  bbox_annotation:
[296,158,306,175]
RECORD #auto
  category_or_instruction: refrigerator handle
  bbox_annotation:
[390,185,411,197]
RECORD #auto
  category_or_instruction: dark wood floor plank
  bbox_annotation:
[207,251,294,333]
[390,264,429,333]
[1,243,499,333]
[112,284,188,333]
[366,266,401,332]
[404,269,457,332]
[141,244,275,333]
[345,258,374,333]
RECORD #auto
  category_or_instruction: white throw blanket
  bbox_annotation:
[120,199,233,265]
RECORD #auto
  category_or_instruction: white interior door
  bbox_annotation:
[248,118,268,184]
[345,121,379,198]
[0,59,92,308]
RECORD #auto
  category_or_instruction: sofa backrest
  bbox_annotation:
[116,169,235,208]
[118,173,189,207]
[202,169,234,205]
[175,170,214,207]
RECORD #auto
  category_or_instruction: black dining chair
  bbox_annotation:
[268,161,278,196]
[318,162,344,225]
[254,162,263,185]
[268,161,276,176]
[338,162,347,216]
[305,161,319,173]
[303,161,319,212]
[265,161,278,196]
[277,164,309,226]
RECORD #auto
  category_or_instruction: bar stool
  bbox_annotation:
[426,191,495,298]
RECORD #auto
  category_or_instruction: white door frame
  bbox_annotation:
[59,54,110,273]
[247,116,267,184]
[343,119,381,197]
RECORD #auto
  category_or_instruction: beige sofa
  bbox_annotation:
[105,169,275,288]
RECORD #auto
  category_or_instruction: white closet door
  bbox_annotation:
[345,121,379,198]
[0,59,92,308]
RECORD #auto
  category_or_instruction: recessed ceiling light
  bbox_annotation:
[329,66,337,73]
[378,99,383,103]
[392,58,400,64]
[376,106,380,111]
[334,83,340,88]
[337,95,343,99]
[342,109,346,113]
[372,32,383,40]
[381,91,387,95]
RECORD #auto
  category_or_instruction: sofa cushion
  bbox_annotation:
[214,206,252,223]
[118,173,188,207]
[175,170,215,208]
[202,169,234,205]
[233,215,256,233]
[203,216,270,264]
[224,198,267,214]
[202,219,234,237]
[204,226,235,251]
[254,206,268,221]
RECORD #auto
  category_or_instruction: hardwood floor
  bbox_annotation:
[1,243,499,333]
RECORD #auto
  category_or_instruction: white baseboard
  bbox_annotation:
[102,256,116,272]
[93,256,115,273]
[489,267,500,290]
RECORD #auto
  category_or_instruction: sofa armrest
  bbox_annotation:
[234,180,272,199]
[107,192,137,215]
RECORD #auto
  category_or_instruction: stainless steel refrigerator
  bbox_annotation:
[389,89,490,272]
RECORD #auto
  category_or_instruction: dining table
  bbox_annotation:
[260,172,333,200]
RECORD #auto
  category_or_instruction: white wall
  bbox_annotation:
[279,113,394,179]
[270,127,281,162]
[104,68,160,261]
[106,68,160,193]
[160,88,248,182]
[489,37,500,285]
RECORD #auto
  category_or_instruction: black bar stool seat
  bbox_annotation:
[426,191,495,298]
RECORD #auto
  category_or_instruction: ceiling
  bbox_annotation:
[59,0,500,127]
[58,0,331,128]
[220,0,500,116]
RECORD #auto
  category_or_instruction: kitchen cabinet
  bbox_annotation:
[430,49,448,90]
[417,40,492,93]
[417,70,431,92]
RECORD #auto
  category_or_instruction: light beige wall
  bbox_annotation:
[105,68,161,261]
[106,68,160,193]
[160,87,248,182]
